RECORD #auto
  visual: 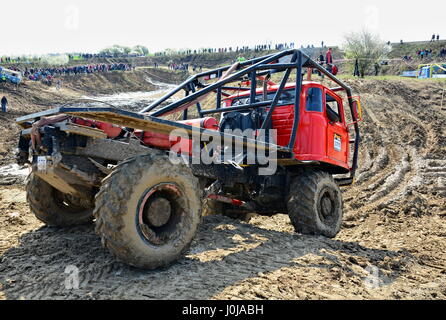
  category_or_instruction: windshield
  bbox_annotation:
[231,89,296,106]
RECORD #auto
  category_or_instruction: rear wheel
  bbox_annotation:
[26,173,94,226]
[94,152,202,269]
[287,170,343,238]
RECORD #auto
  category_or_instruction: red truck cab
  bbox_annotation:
[224,81,350,173]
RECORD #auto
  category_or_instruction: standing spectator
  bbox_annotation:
[1,96,7,112]
[353,59,360,77]
[318,52,325,64]
[325,48,333,65]
[431,34,436,42]
[316,53,325,77]
[374,62,380,76]
[437,35,440,41]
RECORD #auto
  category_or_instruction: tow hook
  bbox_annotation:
[207,194,255,211]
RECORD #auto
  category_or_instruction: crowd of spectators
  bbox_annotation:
[167,62,203,72]
[0,63,132,87]
[417,49,434,59]
[153,42,296,57]
[168,62,189,71]
[23,63,132,82]
[403,47,446,61]
[68,53,144,60]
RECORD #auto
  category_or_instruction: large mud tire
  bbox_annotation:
[287,170,343,238]
[26,173,94,226]
[94,153,202,269]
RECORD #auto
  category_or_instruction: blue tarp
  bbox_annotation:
[401,71,417,77]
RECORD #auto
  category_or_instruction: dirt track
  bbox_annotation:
[0,75,445,300]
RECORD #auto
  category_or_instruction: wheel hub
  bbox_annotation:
[318,189,338,225]
[145,197,172,227]
[321,195,333,218]
[137,183,185,246]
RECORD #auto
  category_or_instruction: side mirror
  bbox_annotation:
[347,98,363,128]
[352,99,362,121]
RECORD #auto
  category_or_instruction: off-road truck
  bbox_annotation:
[16,49,362,269]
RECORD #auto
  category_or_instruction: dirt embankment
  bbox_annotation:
[0,77,445,300]
[0,68,184,166]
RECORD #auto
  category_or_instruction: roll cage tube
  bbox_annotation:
[139,49,360,179]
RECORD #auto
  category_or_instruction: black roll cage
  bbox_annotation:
[16,50,360,183]
[140,49,361,178]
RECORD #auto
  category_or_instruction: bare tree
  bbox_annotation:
[133,45,149,56]
[343,30,390,77]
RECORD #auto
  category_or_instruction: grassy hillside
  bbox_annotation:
[1,40,445,78]
[387,40,446,59]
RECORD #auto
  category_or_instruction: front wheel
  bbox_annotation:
[26,173,94,226]
[94,152,202,269]
[287,170,343,238]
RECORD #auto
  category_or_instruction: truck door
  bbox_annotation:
[325,91,348,165]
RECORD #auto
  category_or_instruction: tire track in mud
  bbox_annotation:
[0,216,409,300]
[344,79,446,221]
[345,102,414,212]
[1,79,446,300]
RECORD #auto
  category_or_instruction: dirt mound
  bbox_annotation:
[0,77,445,300]
[344,78,446,218]
[0,68,181,166]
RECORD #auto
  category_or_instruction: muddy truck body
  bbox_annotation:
[16,49,362,269]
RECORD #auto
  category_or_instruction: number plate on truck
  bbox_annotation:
[37,156,48,172]
[334,134,342,152]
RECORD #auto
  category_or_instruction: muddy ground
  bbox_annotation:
[0,72,445,300]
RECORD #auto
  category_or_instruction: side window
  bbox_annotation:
[433,65,446,75]
[306,87,323,112]
[326,94,341,123]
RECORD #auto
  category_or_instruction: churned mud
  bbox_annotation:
[0,76,445,300]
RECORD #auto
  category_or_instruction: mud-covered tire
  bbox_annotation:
[94,152,202,269]
[287,170,343,238]
[26,173,94,226]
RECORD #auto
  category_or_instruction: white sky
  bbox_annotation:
[2,0,445,55]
